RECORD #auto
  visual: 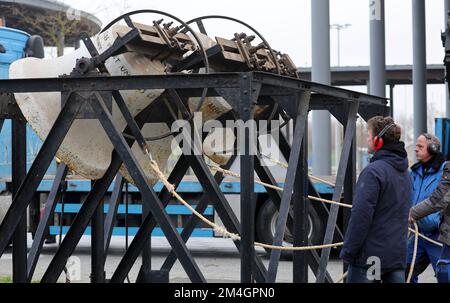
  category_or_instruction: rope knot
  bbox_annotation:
[214,226,240,241]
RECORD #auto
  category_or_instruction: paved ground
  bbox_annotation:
[0,234,437,283]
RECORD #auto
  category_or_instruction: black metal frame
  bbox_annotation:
[0,31,387,283]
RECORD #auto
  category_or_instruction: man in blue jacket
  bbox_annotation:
[407,133,446,282]
[340,116,411,283]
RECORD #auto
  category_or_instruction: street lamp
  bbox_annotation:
[330,23,352,66]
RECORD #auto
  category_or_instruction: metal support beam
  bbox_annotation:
[90,93,205,283]
[266,92,311,283]
[160,155,237,273]
[275,130,334,283]
[0,92,82,258]
[104,175,124,254]
[239,75,256,283]
[12,117,27,283]
[40,99,163,283]
[91,196,105,283]
[164,78,268,283]
[316,100,360,283]
[293,119,309,283]
[184,154,269,283]
[41,152,123,283]
[342,117,357,282]
[27,164,69,281]
[39,101,161,281]
[110,156,190,283]
[139,195,152,279]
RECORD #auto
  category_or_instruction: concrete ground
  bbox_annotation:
[0,234,438,283]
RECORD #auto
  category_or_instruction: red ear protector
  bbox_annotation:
[372,123,396,152]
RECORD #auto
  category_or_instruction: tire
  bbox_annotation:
[256,198,324,260]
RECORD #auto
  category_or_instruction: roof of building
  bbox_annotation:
[298,64,445,86]
[0,0,102,45]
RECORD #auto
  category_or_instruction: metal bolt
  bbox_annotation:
[163,21,174,28]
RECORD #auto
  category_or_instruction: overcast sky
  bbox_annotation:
[67,0,447,66]
[63,0,449,135]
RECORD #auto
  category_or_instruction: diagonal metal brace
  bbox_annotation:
[316,100,360,283]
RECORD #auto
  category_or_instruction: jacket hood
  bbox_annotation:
[370,141,409,172]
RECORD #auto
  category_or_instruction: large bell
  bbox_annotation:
[9,24,234,183]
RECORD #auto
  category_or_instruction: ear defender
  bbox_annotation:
[373,136,384,152]
[372,123,396,152]
[422,133,440,155]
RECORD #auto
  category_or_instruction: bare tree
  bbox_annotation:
[0,1,133,57]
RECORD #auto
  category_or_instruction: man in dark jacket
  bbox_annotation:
[406,134,446,283]
[340,116,411,283]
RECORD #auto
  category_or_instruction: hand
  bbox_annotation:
[408,209,416,225]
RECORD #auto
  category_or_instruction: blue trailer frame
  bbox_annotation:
[41,179,334,238]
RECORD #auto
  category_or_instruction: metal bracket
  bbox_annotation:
[0,93,25,121]
[61,90,112,119]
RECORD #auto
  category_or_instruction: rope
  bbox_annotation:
[412,230,443,247]
[308,175,337,188]
[208,164,352,209]
[147,159,344,251]
[261,154,336,187]
[407,223,419,283]
[261,154,289,169]
[257,241,343,251]
[335,271,348,283]
[206,163,445,253]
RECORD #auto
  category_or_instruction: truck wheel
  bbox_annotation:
[256,199,324,260]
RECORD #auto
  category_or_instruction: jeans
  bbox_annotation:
[436,244,450,283]
[346,264,405,283]
[406,231,441,283]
